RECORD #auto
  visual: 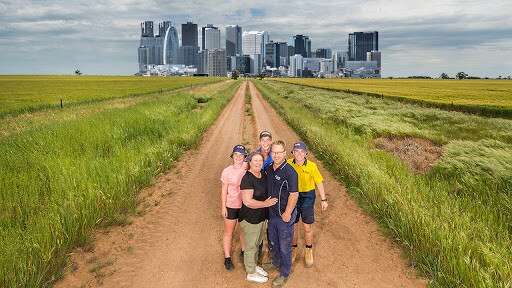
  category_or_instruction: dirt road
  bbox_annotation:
[57,81,426,287]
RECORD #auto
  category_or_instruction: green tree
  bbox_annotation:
[231,70,240,80]
[456,71,467,80]
[440,73,449,79]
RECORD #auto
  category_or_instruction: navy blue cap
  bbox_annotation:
[259,131,272,139]
[231,144,246,157]
[291,141,308,153]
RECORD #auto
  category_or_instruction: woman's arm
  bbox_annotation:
[221,181,228,218]
[241,189,277,209]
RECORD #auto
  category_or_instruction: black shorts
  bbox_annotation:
[226,207,240,220]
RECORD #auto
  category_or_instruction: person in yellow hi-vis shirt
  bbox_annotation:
[286,141,328,267]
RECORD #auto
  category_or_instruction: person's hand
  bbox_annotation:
[264,197,278,207]
[281,212,291,222]
[321,200,328,211]
[221,206,228,218]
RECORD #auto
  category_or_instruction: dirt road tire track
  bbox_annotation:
[56,81,426,287]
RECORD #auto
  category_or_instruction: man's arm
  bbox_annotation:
[281,192,298,222]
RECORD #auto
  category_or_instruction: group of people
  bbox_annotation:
[220,131,328,287]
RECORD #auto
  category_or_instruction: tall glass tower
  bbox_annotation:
[348,31,378,61]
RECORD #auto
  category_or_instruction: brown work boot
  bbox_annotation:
[305,247,314,267]
[291,246,298,262]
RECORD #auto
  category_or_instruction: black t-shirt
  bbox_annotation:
[239,171,268,224]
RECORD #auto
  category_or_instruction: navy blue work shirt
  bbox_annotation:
[265,160,298,219]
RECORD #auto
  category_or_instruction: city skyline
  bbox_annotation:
[0,0,511,77]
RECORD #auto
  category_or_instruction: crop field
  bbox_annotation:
[274,78,512,118]
[0,75,223,117]
[0,79,237,287]
[253,80,511,287]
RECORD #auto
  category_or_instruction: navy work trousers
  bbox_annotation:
[268,211,296,277]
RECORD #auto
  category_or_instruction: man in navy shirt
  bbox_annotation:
[263,140,298,287]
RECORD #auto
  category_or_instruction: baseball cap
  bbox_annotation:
[291,141,308,153]
[259,131,272,139]
[231,144,247,157]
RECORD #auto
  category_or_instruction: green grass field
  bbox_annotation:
[0,79,238,287]
[254,80,511,287]
[0,75,223,117]
[274,78,512,118]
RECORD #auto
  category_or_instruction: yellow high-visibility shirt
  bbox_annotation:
[286,158,323,193]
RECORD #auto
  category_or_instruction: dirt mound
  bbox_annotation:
[372,136,443,174]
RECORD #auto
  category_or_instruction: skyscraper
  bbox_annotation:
[182,22,198,47]
[366,50,381,69]
[159,21,172,38]
[201,24,218,50]
[207,49,227,76]
[204,26,221,50]
[162,24,179,65]
[265,41,288,68]
[141,21,154,37]
[226,25,242,57]
[242,31,269,73]
[315,48,332,59]
[348,31,378,61]
[293,35,311,58]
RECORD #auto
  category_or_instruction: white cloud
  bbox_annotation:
[0,0,511,76]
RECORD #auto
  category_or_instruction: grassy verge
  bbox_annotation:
[273,78,512,119]
[0,75,224,118]
[253,80,511,287]
[0,80,238,287]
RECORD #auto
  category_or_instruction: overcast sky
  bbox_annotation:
[1,0,511,77]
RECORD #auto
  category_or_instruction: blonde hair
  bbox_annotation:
[271,140,286,150]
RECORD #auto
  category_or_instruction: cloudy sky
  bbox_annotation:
[1,0,511,77]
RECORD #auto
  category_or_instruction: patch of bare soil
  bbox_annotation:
[55,81,427,288]
[372,136,443,174]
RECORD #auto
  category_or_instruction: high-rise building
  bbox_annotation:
[178,46,199,66]
[138,20,179,71]
[348,31,378,61]
[162,24,179,65]
[367,50,381,69]
[204,26,221,50]
[202,24,218,50]
[141,21,154,37]
[182,22,198,47]
[197,50,208,74]
[207,49,227,76]
[231,55,251,74]
[242,31,269,73]
[289,54,303,77]
[226,25,242,57]
[315,48,332,59]
[159,21,172,38]
[293,35,311,58]
[265,41,288,68]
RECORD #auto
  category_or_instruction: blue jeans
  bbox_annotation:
[268,210,296,277]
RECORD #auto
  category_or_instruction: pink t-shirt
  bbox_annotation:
[220,165,246,209]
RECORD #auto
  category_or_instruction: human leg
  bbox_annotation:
[267,218,281,268]
[276,216,295,277]
[223,218,237,258]
[240,220,264,274]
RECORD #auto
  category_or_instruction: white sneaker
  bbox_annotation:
[255,266,268,276]
[247,272,268,283]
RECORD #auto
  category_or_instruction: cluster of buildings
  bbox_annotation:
[137,21,381,78]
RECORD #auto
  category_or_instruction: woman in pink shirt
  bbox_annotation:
[220,144,247,270]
